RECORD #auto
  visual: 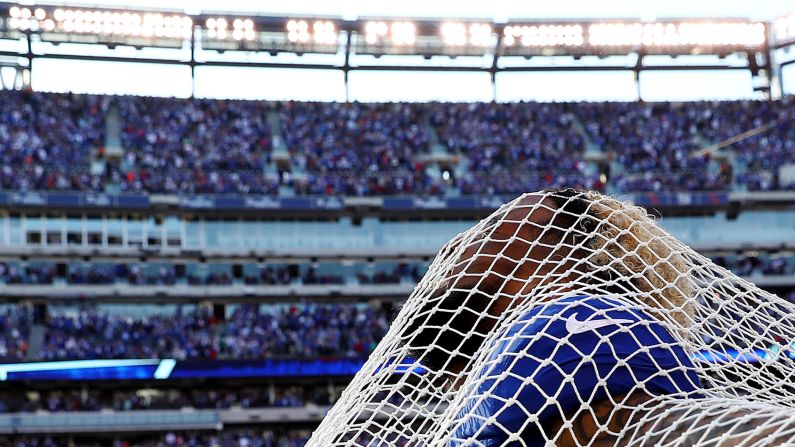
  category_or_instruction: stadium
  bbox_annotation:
[0,0,794,445]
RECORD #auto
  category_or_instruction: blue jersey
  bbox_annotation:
[449,295,701,447]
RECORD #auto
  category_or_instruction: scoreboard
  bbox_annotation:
[1,4,784,57]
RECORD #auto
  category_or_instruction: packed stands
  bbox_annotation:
[0,306,30,361]
[117,96,277,195]
[21,285,795,363]
[711,254,794,276]
[578,101,722,192]
[0,263,54,285]
[37,303,389,361]
[219,304,388,359]
[2,91,794,196]
[278,102,441,196]
[698,97,795,191]
[429,102,599,194]
[4,429,313,447]
[0,261,425,286]
[0,385,335,413]
[0,91,108,192]
[40,306,217,361]
[139,430,312,447]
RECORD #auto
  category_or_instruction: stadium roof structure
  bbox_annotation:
[0,3,793,97]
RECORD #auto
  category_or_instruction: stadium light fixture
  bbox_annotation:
[588,21,766,48]
[206,16,233,40]
[287,19,310,43]
[227,17,256,41]
[364,20,389,45]
[7,6,41,31]
[693,22,762,47]
[391,21,416,46]
[232,20,243,40]
[588,23,643,47]
[37,7,192,40]
[504,24,584,47]
[441,22,467,46]
[775,14,795,42]
[312,20,336,45]
[503,27,515,47]
[469,23,493,47]
[441,21,493,47]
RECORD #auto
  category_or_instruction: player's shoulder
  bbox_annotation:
[454,296,701,447]
[506,294,659,337]
[494,294,682,360]
[536,293,647,316]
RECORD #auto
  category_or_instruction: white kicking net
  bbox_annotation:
[307,189,795,446]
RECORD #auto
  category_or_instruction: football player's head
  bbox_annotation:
[405,188,695,373]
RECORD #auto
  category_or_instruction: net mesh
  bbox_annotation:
[306,189,795,446]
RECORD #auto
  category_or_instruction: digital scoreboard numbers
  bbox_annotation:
[0,4,783,57]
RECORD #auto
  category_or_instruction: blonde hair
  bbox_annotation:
[579,190,696,327]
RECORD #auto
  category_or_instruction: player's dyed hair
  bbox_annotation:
[553,189,695,326]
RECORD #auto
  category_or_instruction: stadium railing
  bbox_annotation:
[0,283,415,301]
[0,407,328,434]
[0,410,219,434]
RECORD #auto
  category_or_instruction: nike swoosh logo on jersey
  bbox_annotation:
[565,312,634,335]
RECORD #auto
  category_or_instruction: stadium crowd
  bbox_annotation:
[38,304,390,361]
[0,306,31,361]
[279,102,441,196]
[429,102,600,194]
[39,306,217,361]
[705,97,795,191]
[7,256,790,286]
[711,254,793,276]
[0,91,108,192]
[2,91,794,196]
[133,430,312,447]
[0,262,422,286]
[0,385,334,413]
[116,96,277,195]
[6,429,312,447]
[218,304,388,359]
[16,287,795,362]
